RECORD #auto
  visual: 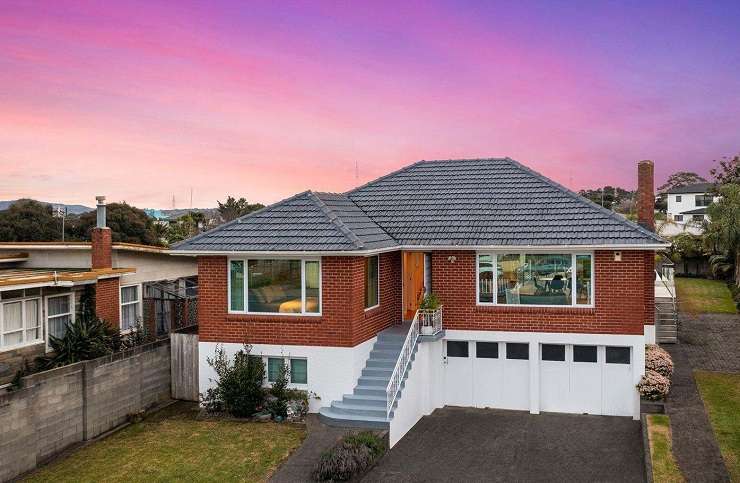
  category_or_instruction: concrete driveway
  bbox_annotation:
[363,407,645,483]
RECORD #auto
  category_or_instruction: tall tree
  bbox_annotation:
[217,196,264,223]
[704,183,740,286]
[69,202,161,245]
[0,199,65,241]
[710,154,740,186]
[657,171,708,193]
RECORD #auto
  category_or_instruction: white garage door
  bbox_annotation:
[445,339,635,417]
[446,341,529,411]
[539,344,634,416]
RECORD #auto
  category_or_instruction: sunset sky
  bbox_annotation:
[1,1,739,209]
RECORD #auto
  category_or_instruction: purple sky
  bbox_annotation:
[1,0,738,208]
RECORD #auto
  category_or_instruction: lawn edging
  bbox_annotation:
[641,414,654,483]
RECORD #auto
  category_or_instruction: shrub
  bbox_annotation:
[637,369,671,400]
[37,317,114,370]
[267,361,290,418]
[201,344,266,417]
[645,344,674,379]
[312,431,386,481]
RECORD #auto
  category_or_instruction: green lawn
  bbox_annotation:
[24,402,305,483]
[695,371,740,481]
[646,414,684,482]
[675,278,737,314]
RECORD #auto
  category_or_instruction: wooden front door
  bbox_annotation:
[402,252,425,320]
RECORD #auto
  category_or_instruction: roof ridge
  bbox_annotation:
[345,159,427,195]
[502,157,666,243]
[306,191,365,250]
[171,190,311,249]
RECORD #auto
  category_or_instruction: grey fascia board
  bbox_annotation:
[168,242,670,257]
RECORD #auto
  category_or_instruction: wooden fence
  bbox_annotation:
[170,333,199,402]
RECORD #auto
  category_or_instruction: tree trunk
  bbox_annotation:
[735,250,740,288]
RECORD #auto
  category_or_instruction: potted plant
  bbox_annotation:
[419,294,441,335]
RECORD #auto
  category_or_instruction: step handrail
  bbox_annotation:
[385,312,420,417]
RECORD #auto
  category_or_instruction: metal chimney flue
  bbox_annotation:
[96,196,107,228]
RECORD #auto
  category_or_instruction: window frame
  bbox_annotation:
[228,257,322,316]
[675,195,682,203]
[119,283,143,332]
[0,294,43,352]
[694,194,712,207]
[263,355,308,386]
[476,251,595,308]
[673,214,684,222]
[364,255,380,311]
[45,292,75,351]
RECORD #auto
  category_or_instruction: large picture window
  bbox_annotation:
[1,297,42,350]
[229,258,321,315]
[364,256,379,309]
[477,253,593,306]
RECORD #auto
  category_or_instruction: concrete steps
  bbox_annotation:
[319,323,416,429]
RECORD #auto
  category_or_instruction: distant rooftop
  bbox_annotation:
[666,182,714,194]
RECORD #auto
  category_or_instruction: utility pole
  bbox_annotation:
[54,205,67,241]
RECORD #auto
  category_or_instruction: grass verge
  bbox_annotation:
[695,371,740,481]
[23,402,306,483]
[646,414,684,482]
[675,278,737,314]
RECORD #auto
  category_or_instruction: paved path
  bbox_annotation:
[362,407,644,483]
[269,415,349,483]
[664,312,739,482]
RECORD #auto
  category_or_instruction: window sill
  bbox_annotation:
[364,304,381,316]
[475,304,596,315]
[0,339,45,353]
[226,313,323,323]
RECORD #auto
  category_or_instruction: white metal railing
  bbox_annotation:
[418,306,443,336]
[386,312,420,417]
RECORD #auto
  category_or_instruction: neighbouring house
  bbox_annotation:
[659,182,718,236]
[0,198,197,384]
[172,158,668,446]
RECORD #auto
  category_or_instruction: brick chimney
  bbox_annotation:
[91,196,112,269]
[637,160,655,232]
[91,196,120,326]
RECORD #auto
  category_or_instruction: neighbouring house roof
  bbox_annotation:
[681,207,708,215]
[172,158,667,253]
[0,267,135,288]
[666,182,714,194]
[0,242,169,254]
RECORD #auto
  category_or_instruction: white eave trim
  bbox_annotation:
[168,242,670,257]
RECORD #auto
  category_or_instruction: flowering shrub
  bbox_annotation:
[645,344,674,379]
[637,369,671,400]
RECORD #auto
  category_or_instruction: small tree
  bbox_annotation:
[216,196,264,223]
[202,344,266,417]
[710,154,740,186]
[658,171,708,193]
[705,184,740,286]
[267,361,290,418]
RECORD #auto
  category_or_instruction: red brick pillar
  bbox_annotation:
[95,278,120,327]
[637,160,655,232]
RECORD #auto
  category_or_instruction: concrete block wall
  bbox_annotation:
[0,340,171,482]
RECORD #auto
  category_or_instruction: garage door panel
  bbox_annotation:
[541,361,570,413]
[445,341,473,407]
[501,359,529,410]
[603,347,633,416]
[571,362,602,415]
[473,357,504,408]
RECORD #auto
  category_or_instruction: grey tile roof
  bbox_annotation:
[347,158,664,247]
[174,158,666,252]
[666,183,714,194]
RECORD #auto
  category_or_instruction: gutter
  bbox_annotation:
[168,243,671,257]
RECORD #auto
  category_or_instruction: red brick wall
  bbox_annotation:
[95,277,120,327]
[197,252,402,347]
[91,228,112,269]
[432,250,655,335]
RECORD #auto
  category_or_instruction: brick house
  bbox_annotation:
[173,158,668,446]
[0,198,197,384]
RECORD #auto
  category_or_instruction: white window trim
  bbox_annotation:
[119,283,143,333]
[364,255,380,311]
[475,251,595,308]
[264,355,308,387]
[45,292,75,351]
[227,257,322,316]
[0,296,43,352]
